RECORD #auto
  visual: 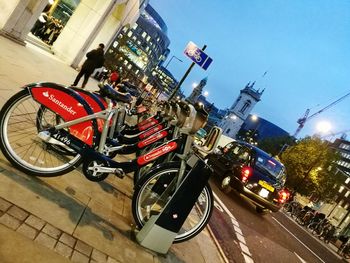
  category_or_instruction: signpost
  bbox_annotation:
[184,41,213,70]
[168,42,213,100]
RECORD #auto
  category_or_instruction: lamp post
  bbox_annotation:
[165,55,183,69]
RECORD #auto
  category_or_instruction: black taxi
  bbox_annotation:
[208,141,288,213]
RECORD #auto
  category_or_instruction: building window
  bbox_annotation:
[345,204,349,210]
[345,191,350,197]
[340,143,350,150]
[141,32,147,38]
[226,128,231,133]
[339,186,345,193]
[239,100,251,114]
[127,31,132,37]
[346,178,350,184]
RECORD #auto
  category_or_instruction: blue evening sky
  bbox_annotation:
[150,0,350,139]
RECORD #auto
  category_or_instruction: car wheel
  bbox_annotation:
[256,206,269,215]
[221,176,232,193]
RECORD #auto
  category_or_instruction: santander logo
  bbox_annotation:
[137,141,177,166]
[43,91,77,116]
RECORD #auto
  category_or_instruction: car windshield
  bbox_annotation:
[254,153,286,180]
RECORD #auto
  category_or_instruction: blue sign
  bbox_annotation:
[184,42,213,70]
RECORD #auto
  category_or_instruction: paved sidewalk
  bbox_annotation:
[0,36,225,263]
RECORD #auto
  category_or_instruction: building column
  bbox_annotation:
[0,0,48,45]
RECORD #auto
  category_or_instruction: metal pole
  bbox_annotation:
[168,45,207,101]
[165,55,183,68]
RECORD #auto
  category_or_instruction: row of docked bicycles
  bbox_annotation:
[0,81,222,243]
[282,201,350,258]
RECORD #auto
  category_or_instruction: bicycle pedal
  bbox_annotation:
[114,168,125,178]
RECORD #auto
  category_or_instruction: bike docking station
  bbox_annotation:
[136,126,222,254]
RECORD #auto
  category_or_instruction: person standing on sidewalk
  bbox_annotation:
[72,43,105,89]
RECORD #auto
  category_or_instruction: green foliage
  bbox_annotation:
[280,136,341,201]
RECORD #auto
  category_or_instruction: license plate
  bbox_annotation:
[258,180,275,192]
[259,188,269,198]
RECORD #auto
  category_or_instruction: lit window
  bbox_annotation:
[127,31,132,37]
[339,186,345,193]
[346,191,350,197]
[345,204,349,210]
[132,23,137,29]
[142,32,147,38]
[346,178,350,184]
[127,64,132,69]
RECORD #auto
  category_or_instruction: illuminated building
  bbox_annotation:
[0,0,143,69]
[104,4,170,85]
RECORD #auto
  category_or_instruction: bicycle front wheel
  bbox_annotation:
[0,89,82,176]
[132,162,213,243]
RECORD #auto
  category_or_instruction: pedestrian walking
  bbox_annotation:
[72,43,105,89]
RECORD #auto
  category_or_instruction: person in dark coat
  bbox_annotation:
[72,43,105,89]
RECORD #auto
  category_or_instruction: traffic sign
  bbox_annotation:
[184,41,213,70]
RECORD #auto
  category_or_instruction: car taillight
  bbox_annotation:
[241,167,252,183]
[278,189,289,204]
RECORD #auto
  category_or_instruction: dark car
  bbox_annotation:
[208,141,288,213]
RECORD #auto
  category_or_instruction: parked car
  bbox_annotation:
[208,141,288,213]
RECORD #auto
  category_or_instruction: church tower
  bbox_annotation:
[187,77,207,103]
[219,82,264,138]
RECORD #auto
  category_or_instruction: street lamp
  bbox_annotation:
[165,55,183,69]
[316,121,332,135]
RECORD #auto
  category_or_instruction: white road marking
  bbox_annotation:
[272,216,325,263]
[240,243,252,256]
[231,217,240,228]
[236,232,246,244]
[294,252,308,263]
[214,200,224,212]
[234,225,243,235]
[242,253,255,263]
[213,192,254,263]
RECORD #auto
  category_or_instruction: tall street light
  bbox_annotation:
[165,55,183,69]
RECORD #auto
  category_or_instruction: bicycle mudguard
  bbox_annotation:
[138,116,158,128]
[138,119,159,131]
[92,91,109,109]
[137,130,168,149]
[138,124,164,140]
[28,83,97,146]
[71,87,106,132]
[137,141,177,166]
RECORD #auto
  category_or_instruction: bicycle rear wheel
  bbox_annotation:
[0,89,82,176]
[132,162,213,243]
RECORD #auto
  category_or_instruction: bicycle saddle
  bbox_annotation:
[98,83,132,103]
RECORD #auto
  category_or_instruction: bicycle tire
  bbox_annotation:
[0,89,83,176]
[132,162,213,243]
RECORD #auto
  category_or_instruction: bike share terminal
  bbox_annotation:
[136,126,222,254]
